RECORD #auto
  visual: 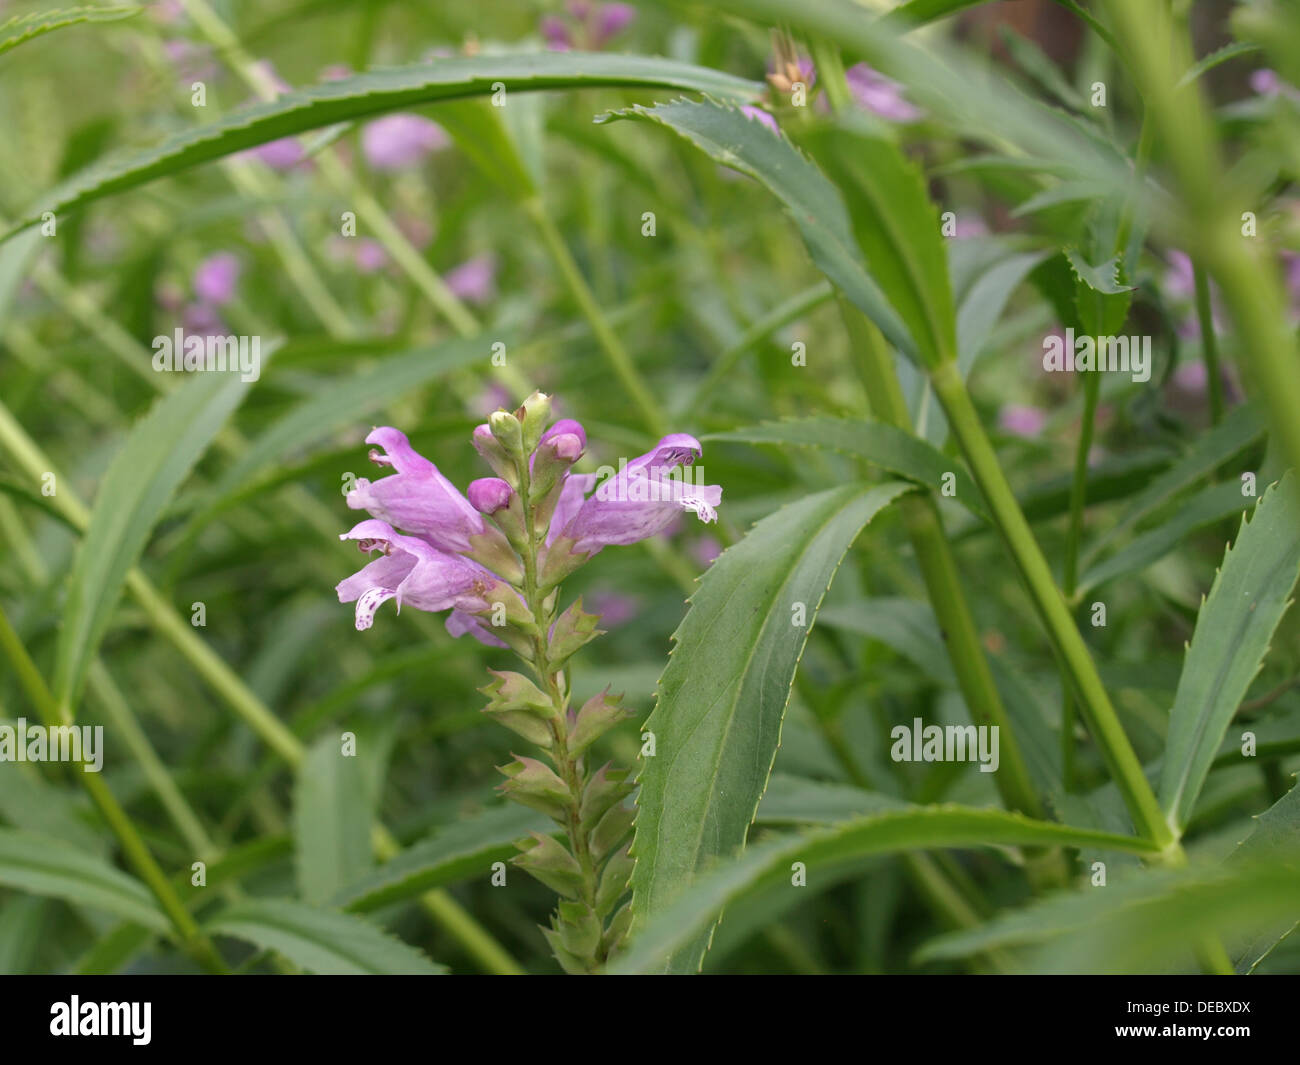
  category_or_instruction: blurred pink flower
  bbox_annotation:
[362,114,449,171]
[445,255,498,305]
[1173,361,1207,393]
[845,63,923,122]
[740,105,779,134]
[193,252,240,305]
[690,535,722,567]
[998,404,1046,438]
[587,589,639,628]
[542,2,635,51]
[354,239,388,274]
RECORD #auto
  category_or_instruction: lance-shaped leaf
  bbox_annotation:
[0,5,137,58]
[629,481,912,972]
[612,806,1159,974]
[6,54,760,240]
[1228,779,1300,972]
[599,98,916,361]
[205,899,444,974]
[54,367,258,712]
[1159,475,1300,832]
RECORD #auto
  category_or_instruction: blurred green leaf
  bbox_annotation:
[53,368,259,712]
[205,898,445,974]
[0,828,168,933]
[294,735,373,905]
[338,803,549,913]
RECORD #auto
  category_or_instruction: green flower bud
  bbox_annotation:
[518,390,553,452]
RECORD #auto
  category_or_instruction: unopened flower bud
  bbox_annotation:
[472,423,518,485]
[518,390,553,452]
[489,408,525,460]
[468,477,513,515]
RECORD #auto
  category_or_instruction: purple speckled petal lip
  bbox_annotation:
[336,519,493,630]
[362,114,448,171]
[346,427,485,553]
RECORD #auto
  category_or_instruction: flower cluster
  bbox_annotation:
[335,393,722,972]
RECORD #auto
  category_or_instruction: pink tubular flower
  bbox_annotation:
[336,519,498,631]
[445,254,498,305]
[361,114,448,171]
[193,253,240,305]
[553,434,722,555]
[845,62,923,122]
[346,427,485,553]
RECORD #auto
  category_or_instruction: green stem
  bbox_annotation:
[0,604,227,973]
[930,361,1172,850]
[1060,371,1101,792]
[523,196,668,439]
[843,306,1044,822]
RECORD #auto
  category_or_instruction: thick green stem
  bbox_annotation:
[930,361,1172,850]
[1060,371,1101,792]
[844,307,1044,822]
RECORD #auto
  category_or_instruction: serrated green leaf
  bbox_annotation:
[600,98,916,360]
[0,828,168,933]
[0,6,137,58]
[1159,476,1300,831]
[5,53,760,239]
[754,774,906,825]
[705,416,987,520]
[205,898,444,974]
[1227,779,1300,972]
[613,805,1158,974]
[294,735,373,905]
[53,367,259,712]
[917,859,1300,973]
[338,803,550,913]
[629,481,913,973]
